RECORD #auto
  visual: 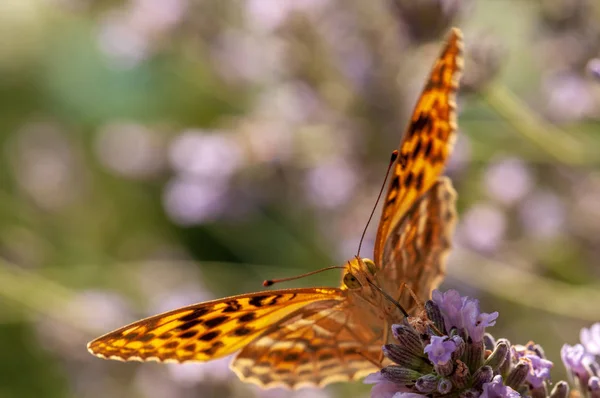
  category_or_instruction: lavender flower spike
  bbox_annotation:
[431,289,499,342]
[424,336,457,365]
[366,289,567,398]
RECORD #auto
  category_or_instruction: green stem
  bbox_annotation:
[483,83,588,165]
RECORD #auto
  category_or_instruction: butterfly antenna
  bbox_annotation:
[357,150,399,257]
[263,266,346,287]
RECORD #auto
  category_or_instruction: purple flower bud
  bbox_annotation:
[472,365,494,390]
[549,381,569,398]
[451,335,466,359]
[437,378,452,394]
[392,324,425,355]
[425,299,446,335]
[484,333,496,351]
[380,365,422,385]
[415,374,438,393]
[506,360,530,389]
[589,376,600,398]
[383,344,429,370]
[424,336,457,365]
[581,323,600,355]
[485,340,509,371]
[481,375,520,398]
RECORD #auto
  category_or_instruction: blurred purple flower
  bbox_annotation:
[168,130,243,179]
[304,160,357,209]
[543,72,594,122]
[97,0,186,68]
[590,376,600,393]
[97,11,150,68]
[589,58,600,80]
[581,323,600,355]
[10,122,81,211]
[484,158,532,206]
[95,122,165,179]
[519,191,565,239]
[424,336,456,365]
[459,203,506,252]
[480,375,520,398]
[561,344,596,378]
[163,177,228,225]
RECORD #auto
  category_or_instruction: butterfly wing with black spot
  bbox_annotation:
[87,288,346,364]
[374,28,463,269]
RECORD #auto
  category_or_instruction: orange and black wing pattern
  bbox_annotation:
[374,28,463,268]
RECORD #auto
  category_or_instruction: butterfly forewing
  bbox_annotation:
[87,289,345,363]
[374,28,463,268]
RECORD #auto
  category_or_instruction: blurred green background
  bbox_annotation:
[1,0,600,397]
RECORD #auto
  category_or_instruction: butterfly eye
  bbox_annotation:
[363,258,377,275]
[343,273,362,289]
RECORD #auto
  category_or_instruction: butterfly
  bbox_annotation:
[87,27,464,389]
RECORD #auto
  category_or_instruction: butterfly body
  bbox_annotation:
[87,28,464,389]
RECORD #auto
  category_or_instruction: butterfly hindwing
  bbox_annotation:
[378,177,457,312]
[374,28,463,268]
[232,293,383,388]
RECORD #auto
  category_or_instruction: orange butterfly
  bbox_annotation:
[87,27,463,389]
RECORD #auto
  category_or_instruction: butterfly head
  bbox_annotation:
[342,257,377,290]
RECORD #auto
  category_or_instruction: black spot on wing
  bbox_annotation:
[180,307,211,322]
[238,313,256,323]
[203,315,229,328]
[183,343,197,352]
[138,333,156,342]
[222,300,242,313]
[164,341,178,349]
[202,341,224,356]
[248,295,270,307]
[233,326,254,336]
[267,295,283,305]
[179,330,198,339]
[283,353,299,362]
[198,330,220,341]
[415,170,424,191]
[404,171,414,188]
[409,113,432,137]
[178,319,203,331]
